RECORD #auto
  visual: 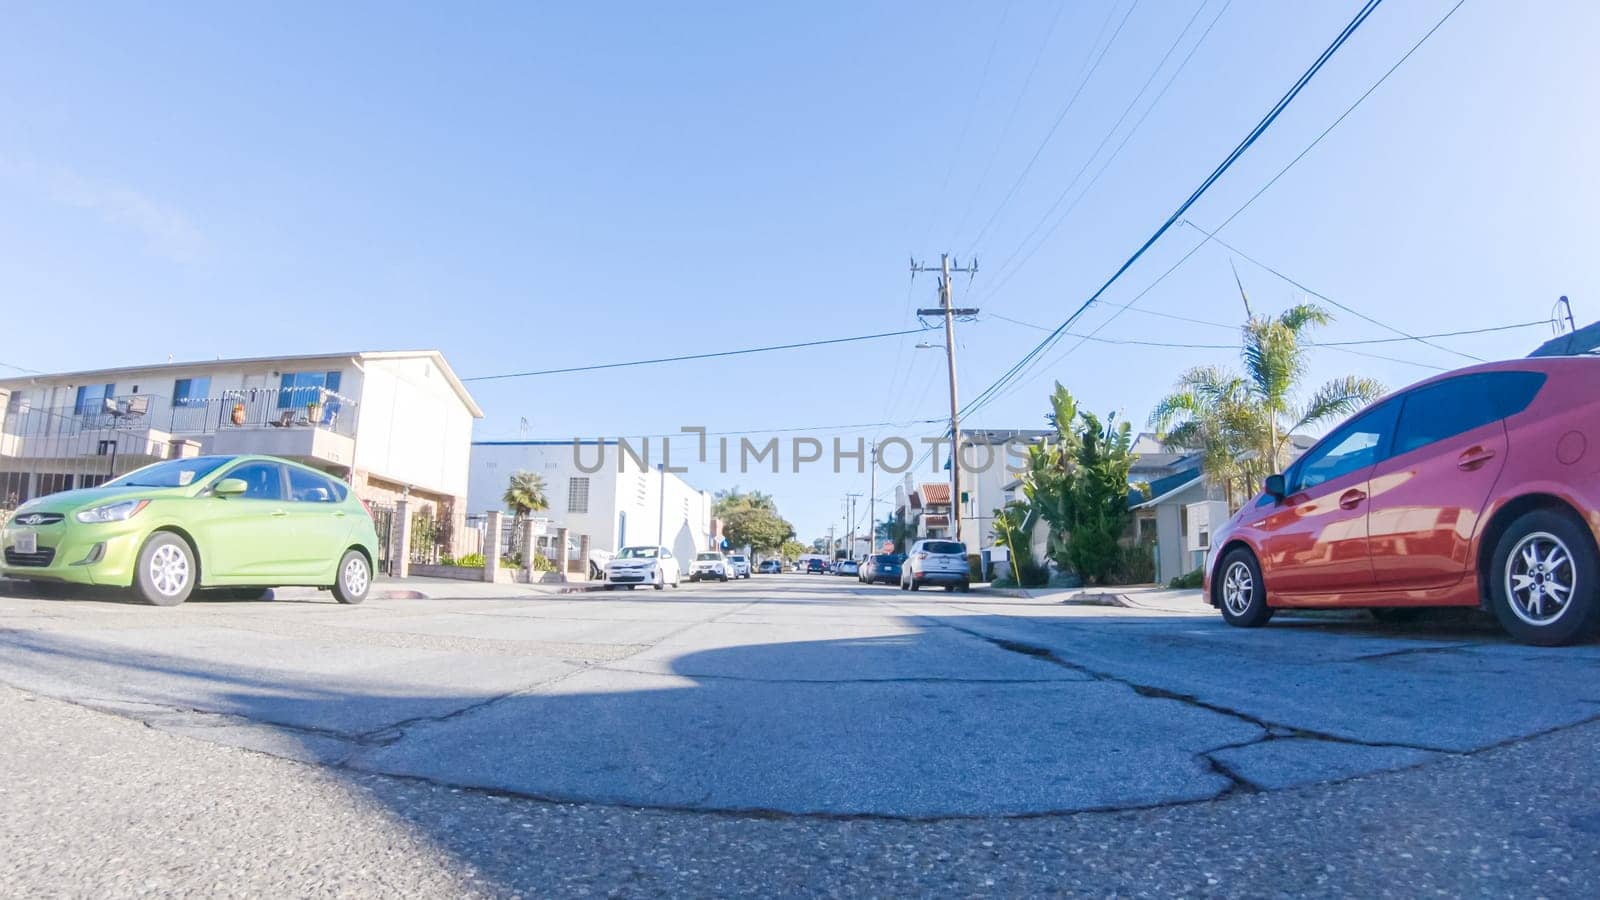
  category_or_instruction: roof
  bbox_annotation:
[1130,473,1206,510]
[1529,320,1600,357]
[918,482,951,506]
[0,350,483,419]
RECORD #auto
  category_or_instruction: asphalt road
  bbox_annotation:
[2,573,1597,896]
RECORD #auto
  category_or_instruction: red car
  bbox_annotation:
[1205,356,1600,645]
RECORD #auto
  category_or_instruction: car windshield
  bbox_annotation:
[730,555,746,562]
[617,547,659,559]
[106,456,232,488]
[924,541,966,555]
[696,553,722,561]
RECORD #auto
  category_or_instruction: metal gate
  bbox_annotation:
[366,501,396,575]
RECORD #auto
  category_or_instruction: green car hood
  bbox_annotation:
[14,483,193,515]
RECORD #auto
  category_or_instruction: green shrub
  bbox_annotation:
[453,552,485,568]
[1169,568,1204,589]
[532,555,557,573]
[1017,561,1051,587]
[1114,543,1156,585]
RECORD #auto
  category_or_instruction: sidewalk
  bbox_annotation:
[982,583,1209,613]
[272,575,587,602]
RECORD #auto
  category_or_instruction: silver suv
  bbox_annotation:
[727,554,752,579]
[901,539,971,592]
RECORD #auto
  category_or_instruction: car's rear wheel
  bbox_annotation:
[134,532,195,607]
[909,576,921,592]
[1489,510,1600,646]
[1216,548,1272,628]
[332,550,371,605]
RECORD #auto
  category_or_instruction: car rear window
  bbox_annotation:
[924,541,966,555]
[872,555,898,563]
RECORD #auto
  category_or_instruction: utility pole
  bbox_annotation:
[656,463,667,552]
[845,492,862,560]
[868,443,877,556]
[913,253,979,547]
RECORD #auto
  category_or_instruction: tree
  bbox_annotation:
[1065,410,1135,584]
[1151,303,1383,507]
[713,487,775,517]
[779,540,808,562]
[992,501,1042,586]
[874,512,915,553]
[502,471,550,522]
[721,505,794,555]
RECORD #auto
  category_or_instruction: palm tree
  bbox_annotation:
[502,470,550,523]
[1150,302,1383,508]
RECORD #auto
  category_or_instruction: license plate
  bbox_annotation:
[13,530,36,555]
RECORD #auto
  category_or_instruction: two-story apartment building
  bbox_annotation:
[0,350,482,520]
[466,440,714,562]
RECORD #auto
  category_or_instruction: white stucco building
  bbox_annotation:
[0,350,482,517]
[467,440,714,562]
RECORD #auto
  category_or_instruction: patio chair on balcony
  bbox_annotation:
[269,410,296,428]
[120,395,150,421]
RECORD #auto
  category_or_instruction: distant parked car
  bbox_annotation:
[805,558,827,574]
[728,554,752,579]
[603,545,681,590]
[0,454,378,606]
[833,559,860,577]
[757,559,781,574]
[901,539,971,592]
[1205,356,1600,646]
[689,551,732,582]
[860,553,904,585]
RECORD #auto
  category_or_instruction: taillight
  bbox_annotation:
[912,552,928,561]
[360,500,375,521]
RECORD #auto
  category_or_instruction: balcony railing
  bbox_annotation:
[2,387,359,445]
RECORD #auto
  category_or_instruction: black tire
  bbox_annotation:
[604,584,617,591]
[1215,548,1272,628]
[332,550,370,605]
[653,570,665,591]
[943,585,955,592]
[909,576,921,592]
[133,532,196,607]
[899,576,909,591]
[959,581,971,593]
[1488,509,1600,646]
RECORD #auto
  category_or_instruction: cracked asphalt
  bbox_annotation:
[2,574,1598,896]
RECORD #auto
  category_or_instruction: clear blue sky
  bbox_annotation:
[3,1,1596,541]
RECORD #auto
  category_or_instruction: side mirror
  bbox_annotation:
[1264,474,1287,500]
[214,478,247,497]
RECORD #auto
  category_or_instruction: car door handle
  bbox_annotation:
[333,511,347,518]
[1457,447,1497,471]
[1338,489,1366,510]
[270,509,289,517]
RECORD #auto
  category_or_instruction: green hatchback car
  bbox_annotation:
[1,454,380,606]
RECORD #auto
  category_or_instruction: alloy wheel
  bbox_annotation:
[1221,561,1254,617]
[1505,531,1576,627]
[343,556,370,597]
[149,543,190,597]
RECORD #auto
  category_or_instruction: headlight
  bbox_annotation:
[75,499,149,523]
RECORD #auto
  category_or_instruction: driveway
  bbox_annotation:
[1,574,1593,819]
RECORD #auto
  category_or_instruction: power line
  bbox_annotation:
[947,2,1070,246]
[961,0,1388,421]
[992,311,1550,348]
[964,0,1142,252]
[1181,220,1483,362]
[0,359,45,375]
[985,0,1472,406]
[974,0,1234,305]
[462,327,935,383]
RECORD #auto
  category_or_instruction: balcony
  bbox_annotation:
[1,388,358,470]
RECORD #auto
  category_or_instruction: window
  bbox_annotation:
[924,540,966,555]
[277,370,342,411]
[289,466,345,502]
[1392,371,1547,457]
[74,383,115,415]
[171,377,212,408]
[1291,401,1399,493]
[221,461,285,500]
[567,476,590,513]
[110,456,232,488]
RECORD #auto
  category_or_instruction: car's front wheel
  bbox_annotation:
[1216,548,1272,628]
[134,532,196,607]
[332,550,371,605]
[1489,509,1600,646]
[654,569,665,591]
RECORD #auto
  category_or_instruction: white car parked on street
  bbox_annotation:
[900,539,971,592]
[727,554,752,579]
[689,551,733,582]
[603,545,681,590]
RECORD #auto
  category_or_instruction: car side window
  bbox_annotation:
[1291,401,1399,494]
[223,462,285,501]
[1391,372,1547,457]
[287,467,339,502]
